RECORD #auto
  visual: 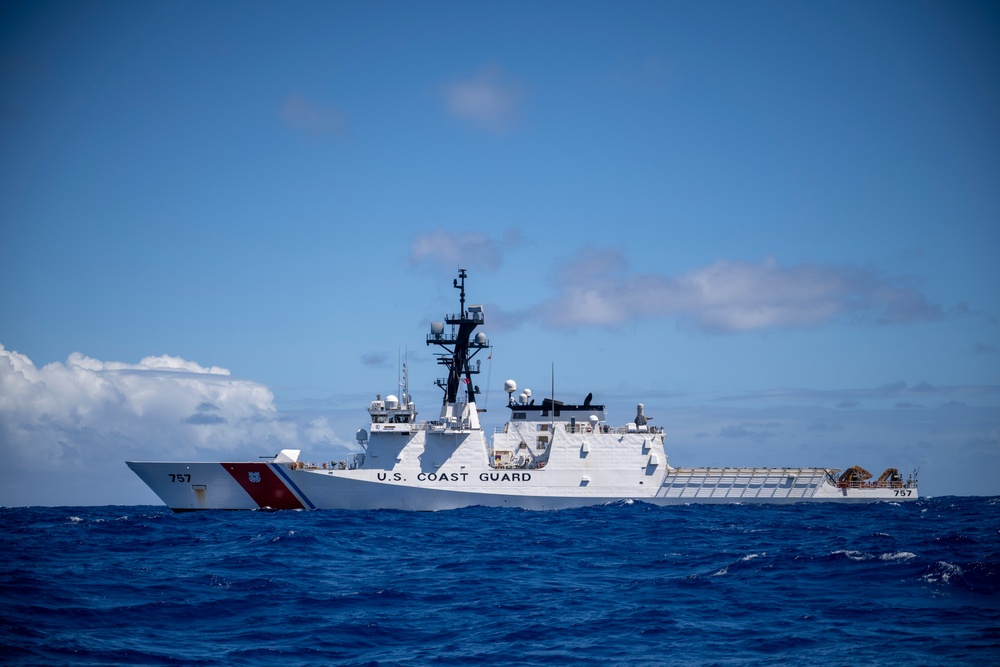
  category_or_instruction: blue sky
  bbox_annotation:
[2,0,998,504]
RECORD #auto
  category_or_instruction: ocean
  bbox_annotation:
[2,497,998,666]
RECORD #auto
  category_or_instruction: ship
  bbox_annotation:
[127,269,919,511]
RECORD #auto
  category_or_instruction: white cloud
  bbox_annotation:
[0,345,296,468]
[536,252,944,332]
[1,344,993,503]
[281,93,348,136]
[0,345,361,505]
[444,65,524,132]
[303,417,338,446]
[410,228,510,271]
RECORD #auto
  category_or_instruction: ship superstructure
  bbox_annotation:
[127,270,919,511]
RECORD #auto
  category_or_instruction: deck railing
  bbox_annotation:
[837,480,916,489]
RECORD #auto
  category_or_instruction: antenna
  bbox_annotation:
[403,348,410,406]
[455,267,467,316]
[429,269,487,409]
[483,346,493,410]
[551,361,555,430]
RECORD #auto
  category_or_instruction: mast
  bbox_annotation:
[427,269,489,425]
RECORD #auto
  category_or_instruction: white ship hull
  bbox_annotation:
[127,269,918,511]
[127,430,918,512]
[127,461,916,512]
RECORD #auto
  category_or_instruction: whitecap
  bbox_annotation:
[713,553,761,576]
[879,551,916,561]
[938,563,964,583]
[922,561,964,584]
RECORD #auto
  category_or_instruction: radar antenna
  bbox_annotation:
[427,269,489,407]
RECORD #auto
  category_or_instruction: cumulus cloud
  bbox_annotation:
[535,252,944,332]
[281,93,348,136]
[410,228,522,271]
[0,344,362,504]
[444,65,524,132]
[304,417,337,446]
[0,345,300,472]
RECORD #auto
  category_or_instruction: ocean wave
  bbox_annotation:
[2,497,998,666]
[922,560,966,585]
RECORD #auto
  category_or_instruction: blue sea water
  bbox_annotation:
[2,498,998,667]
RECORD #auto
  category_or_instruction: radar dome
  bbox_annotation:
[504,379,517,394]
[385,395,399,410]
[355,428,368,444]
[475,332,487,344]
[430,322,444,335]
